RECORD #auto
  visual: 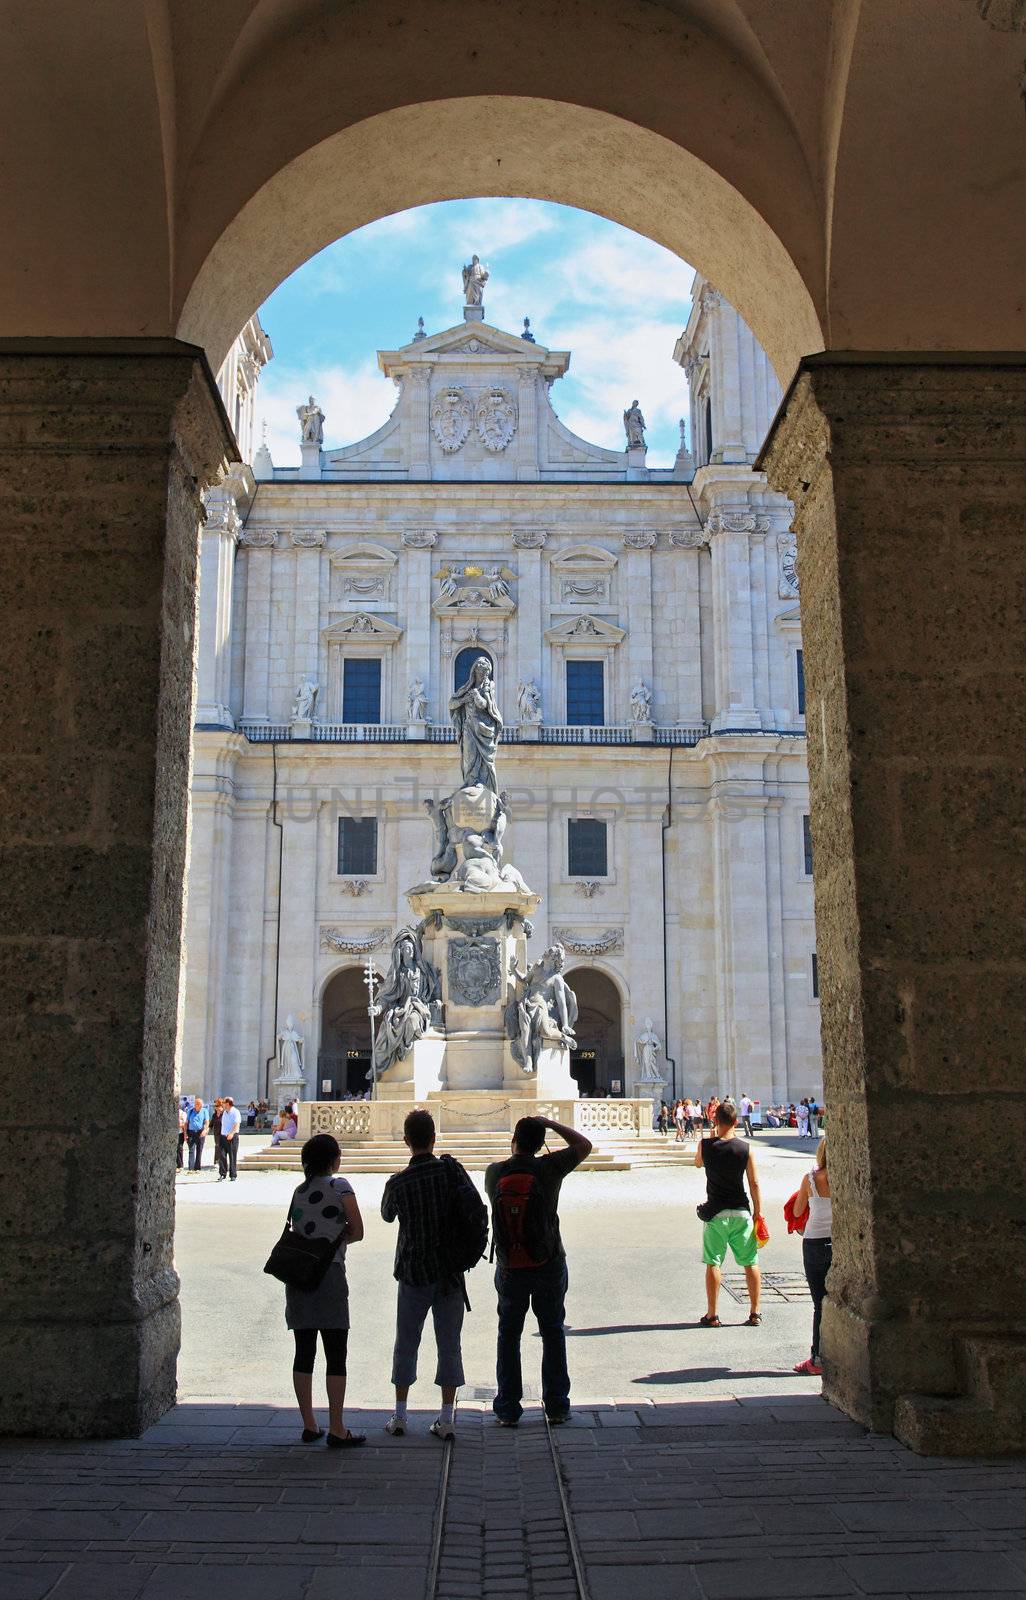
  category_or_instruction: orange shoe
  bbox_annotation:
[793,1357,823,1375]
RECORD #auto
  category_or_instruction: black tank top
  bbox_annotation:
[702,1136,750,1215]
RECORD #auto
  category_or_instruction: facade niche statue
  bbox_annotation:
[408,676,428,721]
[634,1017,663,1079]
[374,927,441,1075]
[516,678,542,724]
[630,678,652,724]
[505,943,579,1074]
[292,677,319,721]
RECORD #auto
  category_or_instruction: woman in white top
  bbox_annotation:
[791,1137,831,1375]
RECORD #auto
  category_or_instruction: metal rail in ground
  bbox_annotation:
[424,1431,454,1600]
[544,1417,592,1600]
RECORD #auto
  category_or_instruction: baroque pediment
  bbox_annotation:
[321,611,403,644]
[544,614,626,646]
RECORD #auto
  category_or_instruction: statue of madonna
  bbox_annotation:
[448,656,502,792]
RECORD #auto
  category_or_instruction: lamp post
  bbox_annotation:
[363,957,380,1099]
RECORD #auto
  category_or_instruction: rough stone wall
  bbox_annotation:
[0,342,233,1436]
[762,356,1026,1437]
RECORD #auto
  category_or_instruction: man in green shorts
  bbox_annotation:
[694,1099,764,1326]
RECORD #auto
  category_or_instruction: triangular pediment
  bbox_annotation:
[545,614,627,646]
[378,321,570,381]
[321,611,403,644]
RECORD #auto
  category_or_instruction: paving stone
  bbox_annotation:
[139,1567,313,1598]
[11,1511,147,1542]
[308,1567,424,1599]
[49,1564,154,1598]
[840,1552,1026,1594]
[689,1557,856,1597]
[0,1565,69,1600]
[588,1567,704,1600]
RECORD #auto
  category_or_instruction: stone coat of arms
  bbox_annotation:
[448,935,501,1006]
[476,387,518,452]
[431,386,473,453]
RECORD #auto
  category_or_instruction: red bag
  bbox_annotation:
[754,1214,770,1249]
[784,1191,809,1234]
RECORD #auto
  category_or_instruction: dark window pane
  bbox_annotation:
[705,395,713,463]
[811,952,819,999]
[343,658,381,723]
[566,659,604,726]
[568,817,608,877]
[454,647,493,692]
[796,649,806,715]
[338,817,377,876]
[803,814,813,876]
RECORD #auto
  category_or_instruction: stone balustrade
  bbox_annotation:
[297,1096,655,1141]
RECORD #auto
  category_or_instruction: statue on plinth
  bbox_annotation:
[374,927,441,1075]
[291,677,318,721]
[623,399,647,449]
[408,676,428,721]
[297,395,324,446]
[449,655,502,792]
[462,254,489,306]
[506,943,579,1074]
[634,1017,663,1080]
[630,678,652,724]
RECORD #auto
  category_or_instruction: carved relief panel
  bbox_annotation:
[329,542,398,609]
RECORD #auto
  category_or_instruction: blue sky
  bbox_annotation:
[257,198,696,468]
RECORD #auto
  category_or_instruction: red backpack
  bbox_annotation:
[491,1169,552,1269]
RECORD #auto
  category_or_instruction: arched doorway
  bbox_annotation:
[319,968,372,1097]
[564,968,624,1097]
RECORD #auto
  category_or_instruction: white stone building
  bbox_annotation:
[185,277,820,1110]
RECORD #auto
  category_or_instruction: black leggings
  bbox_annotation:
[802,1237,832,1362]
[292,1328,349,1377]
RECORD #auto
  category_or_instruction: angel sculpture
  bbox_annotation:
[373,928,441,1076]
[505,943,578,1074]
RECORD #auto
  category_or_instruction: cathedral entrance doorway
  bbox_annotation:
[565,969,624,1098]
[319,967,372,1098]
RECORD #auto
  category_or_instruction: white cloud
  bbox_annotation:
[259,359,398,465]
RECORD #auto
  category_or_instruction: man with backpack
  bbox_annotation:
[484,1114,593,1427]
[381,1109,487,1441]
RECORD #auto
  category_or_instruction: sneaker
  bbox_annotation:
[384,1415,406,1436]
[793,1357,823,1376]
[495,1416,519,1428]
[545,1412,571,1426]
[430,1417,455,1441]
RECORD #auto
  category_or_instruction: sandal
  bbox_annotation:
[326,1430,367,1448]
[746,1312,762,1326]
[699,1314,722,1327]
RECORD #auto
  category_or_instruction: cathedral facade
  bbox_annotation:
[184,275,820,1110]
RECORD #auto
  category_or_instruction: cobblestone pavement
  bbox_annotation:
[2,1399,1025,1599]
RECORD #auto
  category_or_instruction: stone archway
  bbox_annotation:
[319,968,374,1098]
[564,968,625,1098]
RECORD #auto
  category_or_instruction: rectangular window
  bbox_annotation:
[343,657,382,723]
[338,817,378,876]
[803,814,814,877]
[796,648,806,715]
[568,817,608,878]
[566,659,605,726]
[811,952,819,999]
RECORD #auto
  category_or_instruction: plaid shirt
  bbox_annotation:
[381,1152,470,1286]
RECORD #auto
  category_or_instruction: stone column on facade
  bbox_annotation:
[760,354,1026,1452]
[0,339,234,1437]
[669,542,705,725]
[181,733,243,1102]
[290,532,324,727]
[406,369,432,478]
[195,468,247,728]
[403,545,432,730]
[623,539,655,735]
[708,513,760,731]
[241,536,275,724]
[624,805,665,1098]
[273,773,321,1100]
[516,365,540,481]
[514,538,545,734]
[709,783,776,1105]
[703,289,746,465]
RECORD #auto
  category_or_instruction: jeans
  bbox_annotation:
[218,1135,238,1179]
[176,1132,184,1169]
[391,1280,465,1389]
[802,1236,832,1361]
[494,1258,570,1422]
[187,1131,205,1170]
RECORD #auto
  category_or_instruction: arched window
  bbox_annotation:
[454,647,493,692]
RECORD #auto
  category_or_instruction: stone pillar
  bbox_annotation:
[708,513,760,731]
[514,541,545,729]
[403,544,432,724]
[290,532,324,721]
[0,339,234,1436]
[761,355,1026,1451]
[241,535,275,723]
[624,541,655,730]
[195,469,245,728]
[516,365,540,481]
[180,733,243,1102]
[709,781,775,1105]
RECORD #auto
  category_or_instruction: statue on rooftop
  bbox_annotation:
[462,254,490,306]
[623,399,647,449]
[297,395,324,446]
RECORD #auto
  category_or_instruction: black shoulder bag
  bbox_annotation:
[263,1201,348,1292]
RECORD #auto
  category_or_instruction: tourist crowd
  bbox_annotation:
[265,1098,831,1445]
[657,1092,825,1139]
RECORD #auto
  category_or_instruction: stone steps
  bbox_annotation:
[240,1132,694,1173]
